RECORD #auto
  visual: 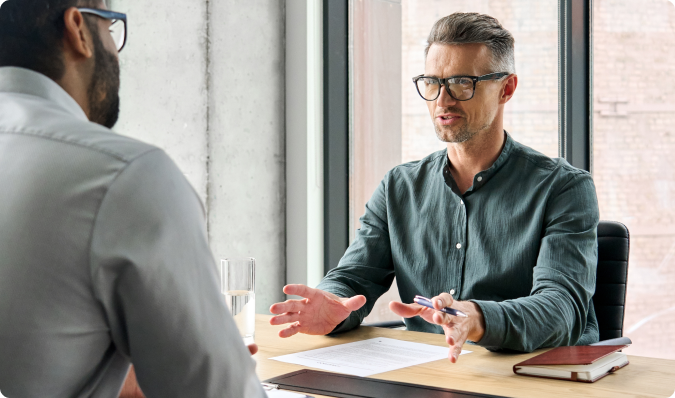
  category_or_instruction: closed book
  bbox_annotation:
[513,345,629,383]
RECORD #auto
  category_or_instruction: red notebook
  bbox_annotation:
[513,345,629,383]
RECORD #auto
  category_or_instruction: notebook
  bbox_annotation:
[513,345,629,383]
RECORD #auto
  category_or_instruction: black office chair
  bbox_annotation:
[364,221,631,339]
[593,220,630,341]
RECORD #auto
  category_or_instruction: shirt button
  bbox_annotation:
[456,243,462,249]
[477,176,483,182]
[450,289,456,295]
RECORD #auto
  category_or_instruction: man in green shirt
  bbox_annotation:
[270,12,599,361]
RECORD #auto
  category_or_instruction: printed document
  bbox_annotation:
[270,337,471,377]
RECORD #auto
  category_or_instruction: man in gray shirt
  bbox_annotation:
[0,1,265,397]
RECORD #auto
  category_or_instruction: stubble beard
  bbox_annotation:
[433,114,492,144]
[434,122,477,144]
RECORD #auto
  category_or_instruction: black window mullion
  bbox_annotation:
[323,0,349,274]
[559,0,592,172]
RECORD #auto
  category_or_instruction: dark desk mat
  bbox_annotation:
[264,370,510,398]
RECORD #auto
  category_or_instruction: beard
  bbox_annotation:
[433,108,490,144]
[87,26,120,129]
[435,122,476,144]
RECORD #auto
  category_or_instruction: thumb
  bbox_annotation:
[343,295,366,311]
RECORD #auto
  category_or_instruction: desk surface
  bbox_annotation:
[254,315,675,398]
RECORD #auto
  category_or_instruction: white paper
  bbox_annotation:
[266,390,312,398]
[270,337,471,377]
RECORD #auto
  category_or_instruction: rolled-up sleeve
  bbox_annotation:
[472,171,599,352]
[89,149,265,397]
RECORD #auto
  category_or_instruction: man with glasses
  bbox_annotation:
[0,1,265,397]
[270,12,600,361]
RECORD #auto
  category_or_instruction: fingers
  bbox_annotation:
[342,295,367,311]
[389,301,427,318]
[247,343,259,355]
[278,322,301,338]
[432,310,455,326]
[431,292,455,310]
[282,284,316,297]
[449,337,467,363]
[269,299,307,315]
[269,312,300,325]
[443,324,467,363]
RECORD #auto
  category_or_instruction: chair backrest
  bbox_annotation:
[593,221,630,341]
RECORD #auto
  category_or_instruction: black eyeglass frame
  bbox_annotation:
[77,8,127,52]
[412,72,510,102]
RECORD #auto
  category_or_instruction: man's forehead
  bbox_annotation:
[425,43,492,76]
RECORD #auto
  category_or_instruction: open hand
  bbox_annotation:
[389,292,485,363]
[269,284,366,338]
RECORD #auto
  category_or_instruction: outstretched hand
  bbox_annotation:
[389,292,485,363]
[269,284,366,338]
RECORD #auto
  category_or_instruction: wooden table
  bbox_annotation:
[254,315,675,398]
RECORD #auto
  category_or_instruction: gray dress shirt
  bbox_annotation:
[317,132,600,352]
[0,67,265,398]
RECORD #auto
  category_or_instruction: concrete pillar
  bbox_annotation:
[207,0,286,313]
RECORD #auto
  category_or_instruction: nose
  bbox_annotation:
[436,85,458,108]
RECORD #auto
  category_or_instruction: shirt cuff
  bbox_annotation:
[469,299,506,349]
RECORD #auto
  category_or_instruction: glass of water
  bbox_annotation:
[220,257,255,346]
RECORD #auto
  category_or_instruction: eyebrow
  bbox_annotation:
[423,74,473,79]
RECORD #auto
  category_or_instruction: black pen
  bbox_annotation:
[414,295,469,318]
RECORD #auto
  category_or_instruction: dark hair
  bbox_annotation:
[425,12,516,74]
[0,0,98,81]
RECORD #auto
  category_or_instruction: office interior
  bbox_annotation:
[2,0,673,369]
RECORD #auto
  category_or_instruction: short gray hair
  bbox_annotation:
[424,12,516,74]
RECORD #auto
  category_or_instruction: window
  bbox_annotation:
[593,0,675,359]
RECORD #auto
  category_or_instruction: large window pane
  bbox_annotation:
[593,0,675,359]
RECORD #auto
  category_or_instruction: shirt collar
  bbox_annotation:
[0,67,88,122]
[442,131,515,196]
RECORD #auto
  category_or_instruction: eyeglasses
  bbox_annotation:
[77,8,127,52]
[412,72,509,101]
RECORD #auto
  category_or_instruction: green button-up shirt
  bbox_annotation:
[317,133,599,352]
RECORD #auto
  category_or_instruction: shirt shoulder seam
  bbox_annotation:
[510,151,589,176]
[0,127,152,163]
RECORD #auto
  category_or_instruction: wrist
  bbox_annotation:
[456,301,485,342]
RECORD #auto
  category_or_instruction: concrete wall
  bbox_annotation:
[208,1,286,313]
[109,0,286,313]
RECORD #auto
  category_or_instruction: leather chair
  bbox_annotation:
[364,221,631,341]
[593,220,630,341]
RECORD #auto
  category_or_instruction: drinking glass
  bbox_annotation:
[220,257,255,346]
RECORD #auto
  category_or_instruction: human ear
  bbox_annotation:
[62,7,94,60]
[500,74,518,104]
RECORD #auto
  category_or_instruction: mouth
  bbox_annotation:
[436,114,462,125]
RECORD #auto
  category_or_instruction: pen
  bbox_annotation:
[414,295,469,318]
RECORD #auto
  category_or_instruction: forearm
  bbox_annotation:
[471,289,587,352]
